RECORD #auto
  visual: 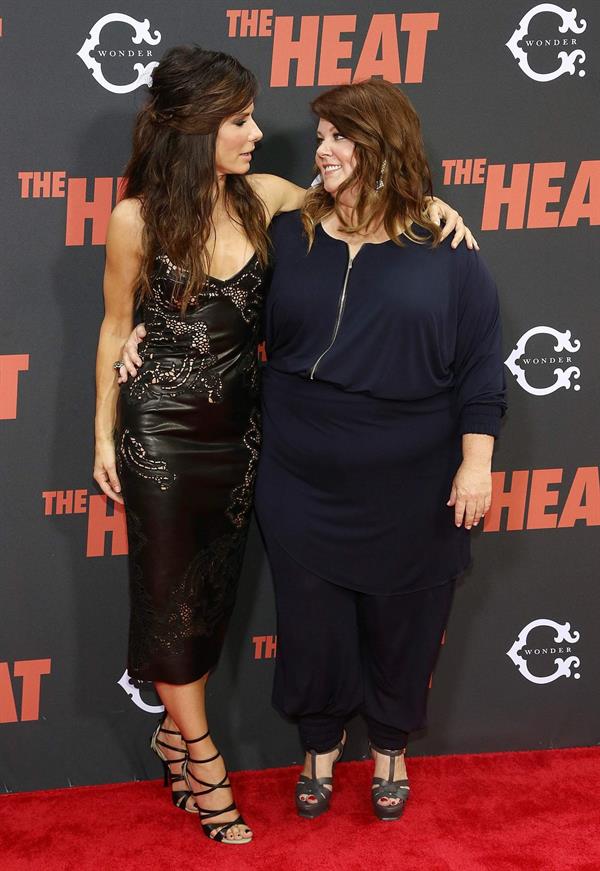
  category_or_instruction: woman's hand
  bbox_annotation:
[426,197,479,250]
[94,439,124,504]
[117,323,146,383]
[447,461,492,529]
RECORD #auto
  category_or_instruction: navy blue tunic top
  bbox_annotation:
[265,211,506,435]
[254,211,507,594]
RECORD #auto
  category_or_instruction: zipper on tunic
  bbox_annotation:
[309,253,354,380]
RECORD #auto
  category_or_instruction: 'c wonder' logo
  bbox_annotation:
[506,4,587,82]
[77,13,161,94]
[507,619,581,684]
[504,326,581,395]
[117,670,164,713]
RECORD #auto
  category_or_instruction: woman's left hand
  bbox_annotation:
[426,197,479,250]
[447,461,492,529]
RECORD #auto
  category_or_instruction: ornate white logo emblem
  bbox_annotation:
[506,4,586,81]
[507,619,581,684]
[117,670,164,713]
[77,13,161,94]
[505,326,581,395]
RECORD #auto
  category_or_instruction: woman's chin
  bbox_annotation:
[219,163,252,176]
[322,179,340,196]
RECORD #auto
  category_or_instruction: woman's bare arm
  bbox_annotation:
[93,199,142,502]
[250,174,478,247]
[249,173,306,218]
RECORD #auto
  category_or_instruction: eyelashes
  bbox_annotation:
[316,134,346,144]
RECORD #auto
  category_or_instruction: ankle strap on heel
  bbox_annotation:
[183,730,210,744]
[369,743,406,783]
[369,742,405,757]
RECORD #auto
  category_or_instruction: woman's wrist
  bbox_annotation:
[95,428,115,445]
[460,457,492,472]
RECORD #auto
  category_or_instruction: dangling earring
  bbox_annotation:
[310,173,323,188]
[375,159,387,192]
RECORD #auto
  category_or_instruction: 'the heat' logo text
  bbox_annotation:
[42,490,128,557]
[441,159,599,230]
[226,10,439,86]
[484,466,599,533]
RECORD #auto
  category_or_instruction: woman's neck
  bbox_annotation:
[323,207,398,245]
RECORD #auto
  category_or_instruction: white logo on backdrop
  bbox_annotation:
[77,13,161,94]
[504,326,581,395]
[117,669,164,713]
[507,619,581,684]
[506,4,587,81]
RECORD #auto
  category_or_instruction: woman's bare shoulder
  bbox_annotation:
[111,197,144,228]
[106,198,144,254]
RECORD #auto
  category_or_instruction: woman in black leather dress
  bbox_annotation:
[94,46,310,845]
[96,46,472,844]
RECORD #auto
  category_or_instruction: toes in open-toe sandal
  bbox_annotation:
[370,743,410,822]
[295,733,346,820]
[182,731,253,845]
[150,714,197,814]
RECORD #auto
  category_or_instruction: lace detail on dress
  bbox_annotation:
[157,253,263,326]
[118,429,176,490]
[125,254,262,404]
[226,409,261,529]
[203,260,263,325]
[128,352,223,404]
[128,528,248,672]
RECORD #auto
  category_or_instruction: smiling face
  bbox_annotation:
[315,118,357,198]
[215,103,263,176]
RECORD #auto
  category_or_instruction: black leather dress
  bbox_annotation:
[116,253,263,684]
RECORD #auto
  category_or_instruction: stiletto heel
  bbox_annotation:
[182,731,252,845]
[150,713,198,814]
[295,732,345,819]
[370,743,410,822]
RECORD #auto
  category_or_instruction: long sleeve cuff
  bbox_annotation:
[459,403,504,438]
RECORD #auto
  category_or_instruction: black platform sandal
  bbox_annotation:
[150,714,198,814]
[370,743,410,822]
[295,733,346,819]
[182,731,252,845]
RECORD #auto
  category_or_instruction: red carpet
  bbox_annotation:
[1,747,599,871]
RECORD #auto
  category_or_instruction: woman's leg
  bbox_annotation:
[155,675,251,842]
[268,538,361,787]
[358,581,456,800]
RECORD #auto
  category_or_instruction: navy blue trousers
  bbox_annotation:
[268,538,455,753]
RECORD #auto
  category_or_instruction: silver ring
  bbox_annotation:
[113,361,124,371]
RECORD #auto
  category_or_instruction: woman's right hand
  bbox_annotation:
[117,323,147,383]
[93,439,124,504]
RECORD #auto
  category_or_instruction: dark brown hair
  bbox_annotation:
[123,45,269,310]
[302,79,442,248]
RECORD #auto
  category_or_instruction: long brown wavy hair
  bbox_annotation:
[302,79,442,248]
[123,45,269,310]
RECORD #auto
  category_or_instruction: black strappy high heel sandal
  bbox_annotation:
[295,732,346,819]
[182,731,252,845]
[370,743,410,822]
[150,714,197,814]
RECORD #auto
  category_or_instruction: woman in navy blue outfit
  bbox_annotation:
[254,80,506,821]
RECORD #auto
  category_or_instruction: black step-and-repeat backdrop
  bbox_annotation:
[1,1,598,792]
